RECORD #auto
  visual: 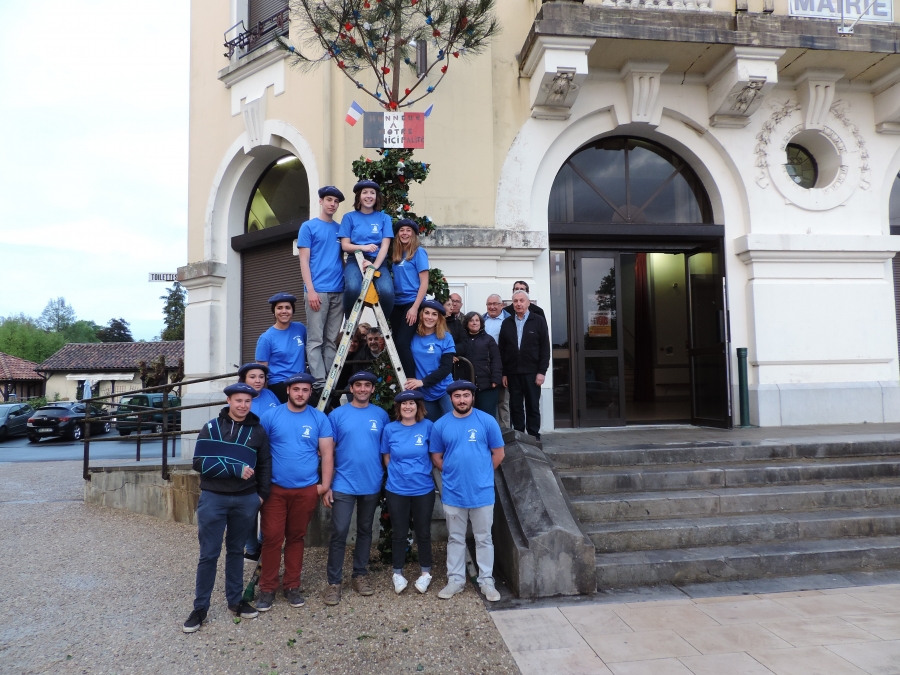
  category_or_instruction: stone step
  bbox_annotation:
[549,438,900,469]
[559,457,900,495]
[585,508,900,552]
[595,535,900,589]
[570,482,900,522]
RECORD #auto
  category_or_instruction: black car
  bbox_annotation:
[115,393,181,436]
[27,402,111,442]
[0,403,35,440]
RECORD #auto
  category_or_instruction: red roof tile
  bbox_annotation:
[37,342,184,372]
[0,352,43,382]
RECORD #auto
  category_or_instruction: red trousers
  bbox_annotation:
[260,484,318,592]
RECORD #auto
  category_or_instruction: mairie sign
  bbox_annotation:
[362,112,425,149]
[789,0,892,22]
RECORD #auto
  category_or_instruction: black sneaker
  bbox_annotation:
[244,550,261,562]
[182,608,207,633]
[228,600,259,619]
[256,591,275,612]
[284,587,305,607]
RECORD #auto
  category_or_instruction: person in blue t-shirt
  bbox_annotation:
[322,371,389,605]
[430,380,505,602]
[405,299,456,422]
[255,292,308,404]
[299,186,346,390]
[338,180,395,319]
[236,362,281,560]
[380,389,435,595]
[257,373,334,612]
[389,218,429,381]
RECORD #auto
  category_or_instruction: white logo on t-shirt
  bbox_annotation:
[302,425,312,438]
[414,434,424,446]
[369,420,379,431]
[426,343,435,354]
[397,259,405,267]
[293,336,304,347]
[371,224,379,233]
[468,429,478,442]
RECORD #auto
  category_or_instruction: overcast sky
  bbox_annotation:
[0,0,189,340]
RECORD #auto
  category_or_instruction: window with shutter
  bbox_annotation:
[248,0,289,52]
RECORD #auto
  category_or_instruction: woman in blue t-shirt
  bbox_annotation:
[405,299,456,422]
[381,389,435,595]
[390,218,429,381]
[339,180,395,319]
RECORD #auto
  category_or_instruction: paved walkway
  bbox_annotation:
[491,583,900,674]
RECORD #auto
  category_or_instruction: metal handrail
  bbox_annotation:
[223,7,290,58]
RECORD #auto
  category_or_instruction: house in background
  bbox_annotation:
[0,352,44,402]
[37,342,184,402]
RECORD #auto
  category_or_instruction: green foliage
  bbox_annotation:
[0,315,65,363]
[352,149,434,235]
[97,318,134,343]
[37,297,76,333]
[282,0,499,108]
[369,351,400,413]
[427,268,449,303]
[159,282,186,341]
[63,320,101,344]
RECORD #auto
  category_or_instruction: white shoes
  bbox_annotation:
[437,581,466,599]
[392,573,409,595]
[414,573,432,594]
[480,581,501,602]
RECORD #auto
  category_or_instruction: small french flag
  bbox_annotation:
[424,104,434,118]
[345,101,365,126]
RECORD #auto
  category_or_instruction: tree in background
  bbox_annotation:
[37,297,76,333]
[159,282,186,341]
[0,315,66,363]
[97,318,134,343]
[64,320,102,344]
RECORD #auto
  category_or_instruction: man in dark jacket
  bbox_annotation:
[183,382,272,633]
[505,281,545,318]
[498,290,551,440]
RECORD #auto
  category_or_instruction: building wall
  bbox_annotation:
[182,0,900,432]
[43,373,143,403]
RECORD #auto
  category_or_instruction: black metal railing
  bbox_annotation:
[224,8,290,59]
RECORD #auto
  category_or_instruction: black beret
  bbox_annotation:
[395,218,418,233]
[348,371,379,385]
[238,362,269,377]
[318,185,345,202]
[420,298,446,316]
[446,380,477,394]
[284,372,315,386]
[353,179,380,193]
[224,382,259,398]
[268,292,297,305]
[394,389,425,402]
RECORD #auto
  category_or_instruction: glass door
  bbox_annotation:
[685,242,733,428]
[574,252,625,426]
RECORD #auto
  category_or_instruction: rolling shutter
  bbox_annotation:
[248,0,289,52]
[894,256,900,361]
[241,241,307,363]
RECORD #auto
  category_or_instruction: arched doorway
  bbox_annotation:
[233,154,310,362]
[548,137,730,428]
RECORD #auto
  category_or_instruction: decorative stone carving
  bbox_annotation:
[521,36,596,121]
[620,60,668,126]
[706,47,784,128]
[795,69,844,130]
[241,96,266,149]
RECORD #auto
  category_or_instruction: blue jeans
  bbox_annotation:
[245,518,261,556]
[343,259,394,318]
[326,491,380,585]
[424,394,452,423]
[194,490,260,610]
[390,302,418,379]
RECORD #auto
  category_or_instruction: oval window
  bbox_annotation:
[785,143,818,190]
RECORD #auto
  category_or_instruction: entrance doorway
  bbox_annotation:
[548,136,731,428]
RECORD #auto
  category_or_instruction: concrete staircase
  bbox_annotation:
[552,437,900,589]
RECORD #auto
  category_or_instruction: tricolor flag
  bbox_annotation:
[424,104,434,118]
[345,101,365,126]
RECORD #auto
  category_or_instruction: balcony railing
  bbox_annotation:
[224,7,290,60]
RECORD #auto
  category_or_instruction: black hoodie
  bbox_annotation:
[456,327,503,392]
[192,407,272,499]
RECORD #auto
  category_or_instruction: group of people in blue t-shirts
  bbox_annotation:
[183,368,505,633]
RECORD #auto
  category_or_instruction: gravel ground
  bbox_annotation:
[0,462,520,675]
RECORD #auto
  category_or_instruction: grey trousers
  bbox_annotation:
[305,291,344,385]
[497,386,510,428]
[443,503,494,585]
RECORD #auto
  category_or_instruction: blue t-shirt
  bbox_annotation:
[410,332,456,401]
[393,248,429,304]
[338,210,393,248]
[329,403,389,495]
[250,387,281,418]
[255,323,307,384]
[260,404,333,489]
[431,409,504,509]
[297,217,344,293]
[381,419,435,496]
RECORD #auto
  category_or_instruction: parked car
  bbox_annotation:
[27,402,111,442]
[115,393,181,436]
[0,403,35,440]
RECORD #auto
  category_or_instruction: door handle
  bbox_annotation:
[718,310,725,343]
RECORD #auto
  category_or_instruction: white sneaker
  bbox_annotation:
[437,581,466,599]
[414,573,432,594]
[480,581,501,602]
[392,573,408,595]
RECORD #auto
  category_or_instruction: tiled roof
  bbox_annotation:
[37,342,184,372]
[0,352,42,381]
